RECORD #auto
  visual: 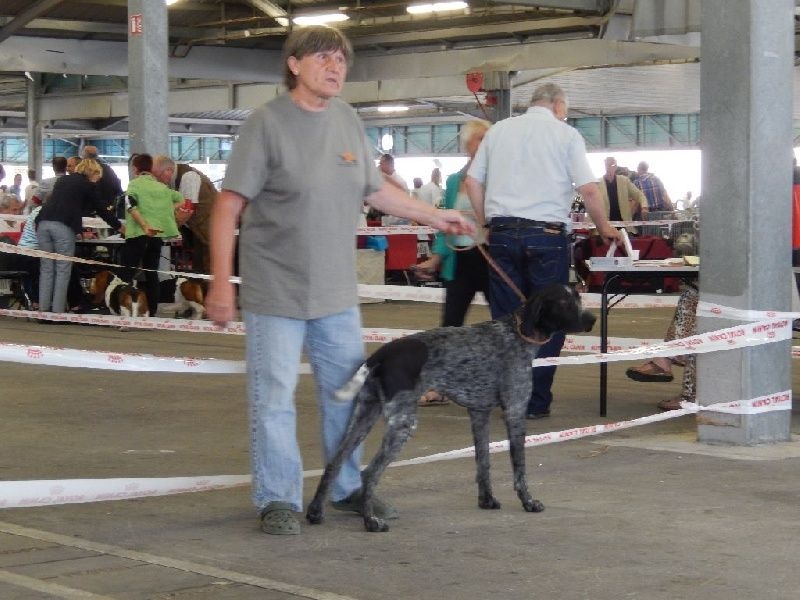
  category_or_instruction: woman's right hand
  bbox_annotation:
[206,278,237,328]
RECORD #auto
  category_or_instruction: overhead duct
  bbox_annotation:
[631,0,701,45]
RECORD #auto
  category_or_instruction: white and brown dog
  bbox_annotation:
[89,270,149,318]
[173,276,205,320]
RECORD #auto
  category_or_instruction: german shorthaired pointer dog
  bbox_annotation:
[306,283,596,532]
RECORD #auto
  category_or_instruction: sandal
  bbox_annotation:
[260,501,300,535]
[418,390,449,406]
[625,361,673,383]
[657,396,686,411]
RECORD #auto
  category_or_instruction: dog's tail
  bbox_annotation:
[335,363,370,401]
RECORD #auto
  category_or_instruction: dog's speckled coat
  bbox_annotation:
[307,283,596,532]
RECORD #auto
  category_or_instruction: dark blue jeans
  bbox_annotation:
[486,218,570,415]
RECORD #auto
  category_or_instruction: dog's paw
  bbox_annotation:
[364,516,389,532]
[523,499,545,513]
[478,495,502,510]
[305,505,324,525]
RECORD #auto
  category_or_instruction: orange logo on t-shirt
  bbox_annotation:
[339,151,357,165]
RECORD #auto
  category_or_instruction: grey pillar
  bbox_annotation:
[26,76,42,180]
[484,71,512,122]
[697,0,794,444]
[128,1,169,156]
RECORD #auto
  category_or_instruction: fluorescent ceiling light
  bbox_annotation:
[377,105,411,113]
[407,2,468,15]
[293,13,349,26]
[165,0,181,5]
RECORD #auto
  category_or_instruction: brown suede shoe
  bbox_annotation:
[626,361,674,383]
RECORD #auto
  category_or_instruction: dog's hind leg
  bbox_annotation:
[503,406,544,513]
[306,385,383,526]
[358,394,418,532]
[469,409,501,510]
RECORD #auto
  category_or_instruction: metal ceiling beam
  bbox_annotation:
[0,17,221,40]
[0,37,283,82]
[242,0,288,22]
[350,16,603,47]
[0,0,64,45]
[0,35,698,83]
[485,0,611,11]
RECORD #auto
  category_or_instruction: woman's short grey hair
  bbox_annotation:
[530,82,566,106]
[282,26,354,90]
[459,119,491,151]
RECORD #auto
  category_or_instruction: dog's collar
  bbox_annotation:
[514,314,552,346]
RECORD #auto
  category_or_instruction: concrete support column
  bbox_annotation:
[128,1,169,156]
[26,76,42,180]
[697,0,794,444]
[483,71,512,122]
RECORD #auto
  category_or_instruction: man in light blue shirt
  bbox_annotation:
[466,82,618,418]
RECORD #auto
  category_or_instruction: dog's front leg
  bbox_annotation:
[469,409,500,510]
[503,406,544,513]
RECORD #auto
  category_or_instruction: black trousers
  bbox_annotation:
[121,236,163,316]
[441,246,490,327]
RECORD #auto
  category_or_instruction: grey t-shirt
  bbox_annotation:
[223,94,383,319]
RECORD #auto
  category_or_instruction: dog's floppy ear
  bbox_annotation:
[90,270,110,304]
[517,294,548,342]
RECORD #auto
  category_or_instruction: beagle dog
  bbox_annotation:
[89,270,149,318]
[173,276,205,320]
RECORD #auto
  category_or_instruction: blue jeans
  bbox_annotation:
[244,307,365,513]
[486,219,570,415]
[37,220,76,313]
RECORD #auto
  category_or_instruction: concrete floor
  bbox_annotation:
[0,299,798,600]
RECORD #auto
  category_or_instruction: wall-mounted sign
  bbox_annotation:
[130,14,143,36]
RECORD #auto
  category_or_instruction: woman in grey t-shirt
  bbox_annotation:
[205,25,473,536]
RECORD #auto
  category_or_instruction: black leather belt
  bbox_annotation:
[489,217,566,233]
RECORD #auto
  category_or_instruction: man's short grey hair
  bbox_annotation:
[530,83,566,106]
[153,155,176,174]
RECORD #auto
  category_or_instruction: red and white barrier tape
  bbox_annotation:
[0,341,245,373]
[358,284,454,304]
[0,308,247,334]
[391,390,792,467]
[0,241,219,282]
[356,285,681,309]
[0,475,250,509]
[0,313,796,373]
[0,306,658,352]
[0,215,110,229]
[589,218,695,228]
[534,316,793,367]
[697,300,800,322]
[0,390,785,509]
[1,218,692,234]
[1,242,686,308]
[357,225,436,235]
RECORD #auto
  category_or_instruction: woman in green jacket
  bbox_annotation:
[415,120,491,406]
[416,119,491,327]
